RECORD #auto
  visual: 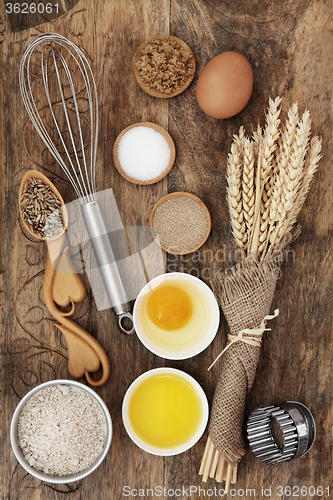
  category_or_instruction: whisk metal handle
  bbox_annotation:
[81,201,135,335]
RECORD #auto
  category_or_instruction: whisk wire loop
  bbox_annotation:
[42,46,87,200]
[45,46,92,201]
[20,45,78,194]
[19,33,99,203]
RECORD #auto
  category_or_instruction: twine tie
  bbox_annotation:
[208,309,279,371]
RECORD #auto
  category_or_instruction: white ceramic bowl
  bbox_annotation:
[133,272,220,360]
[122,367,209,456]
[10,380,112,483]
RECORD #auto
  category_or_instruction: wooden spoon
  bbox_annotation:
[19,170,110,386]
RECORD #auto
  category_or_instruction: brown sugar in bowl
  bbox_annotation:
[149,192,211,255]
[132,35,196,98]
[112,122,176,185]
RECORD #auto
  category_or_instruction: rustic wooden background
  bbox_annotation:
[1,0,333,499]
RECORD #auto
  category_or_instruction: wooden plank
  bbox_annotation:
[166,0,333,497]
[91,0,169,497]
[1,0,169,498]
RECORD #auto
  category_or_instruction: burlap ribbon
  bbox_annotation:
[209,255,281,465]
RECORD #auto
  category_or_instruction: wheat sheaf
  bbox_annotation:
[226,97,322,261]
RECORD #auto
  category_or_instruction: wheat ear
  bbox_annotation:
[271,109,312,247]
[268,103,300,247]
[261,96,282,190]
[278,102,299,172]
[282,109,311,210]
[252,124,262,157]
[246,125,261,253]
[258,96,282,253]
[266,104,298,211]
[226,136,246,249]
[249,145,263,255]
[282,135,322,235]
[242,137,255,252]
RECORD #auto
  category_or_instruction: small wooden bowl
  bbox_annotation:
[19,170,68,241]
[132,35,196,98]
[112,122,176,185]
[149,192,211,255]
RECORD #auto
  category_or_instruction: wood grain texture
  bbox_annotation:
[1,0,333,499]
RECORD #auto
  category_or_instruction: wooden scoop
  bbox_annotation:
[19,170,110,386]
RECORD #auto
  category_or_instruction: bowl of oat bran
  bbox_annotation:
[10,380,112,483]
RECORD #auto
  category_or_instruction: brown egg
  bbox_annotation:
[196,52,253,119]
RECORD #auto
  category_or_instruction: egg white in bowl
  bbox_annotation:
[133,272,220,360]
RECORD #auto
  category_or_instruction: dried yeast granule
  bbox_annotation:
[152,197,209,254]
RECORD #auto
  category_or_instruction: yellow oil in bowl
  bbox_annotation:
[128,371,203,449]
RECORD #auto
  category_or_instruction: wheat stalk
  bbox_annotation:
[278,103,299,171]
[226,136,246,249]
[284,110,311,208]
[266,107,299,251]
[236,125,246,145]
[282,135,322,236]
[248,144,263,255]
[270,109,312,248]
[261,97,282,190]
[252,124,262,158]
[267,103,299,223]
[242,137,255,251]
[258,97,282,253]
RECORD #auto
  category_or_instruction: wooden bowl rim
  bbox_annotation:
[112,122,176,185]
[149,191,212,255]
[18,169,68,241]
[132,35,196,99]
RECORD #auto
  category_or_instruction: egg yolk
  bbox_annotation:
[147,286,193,331]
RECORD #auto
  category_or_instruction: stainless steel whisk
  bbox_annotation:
[19,32,135,334]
